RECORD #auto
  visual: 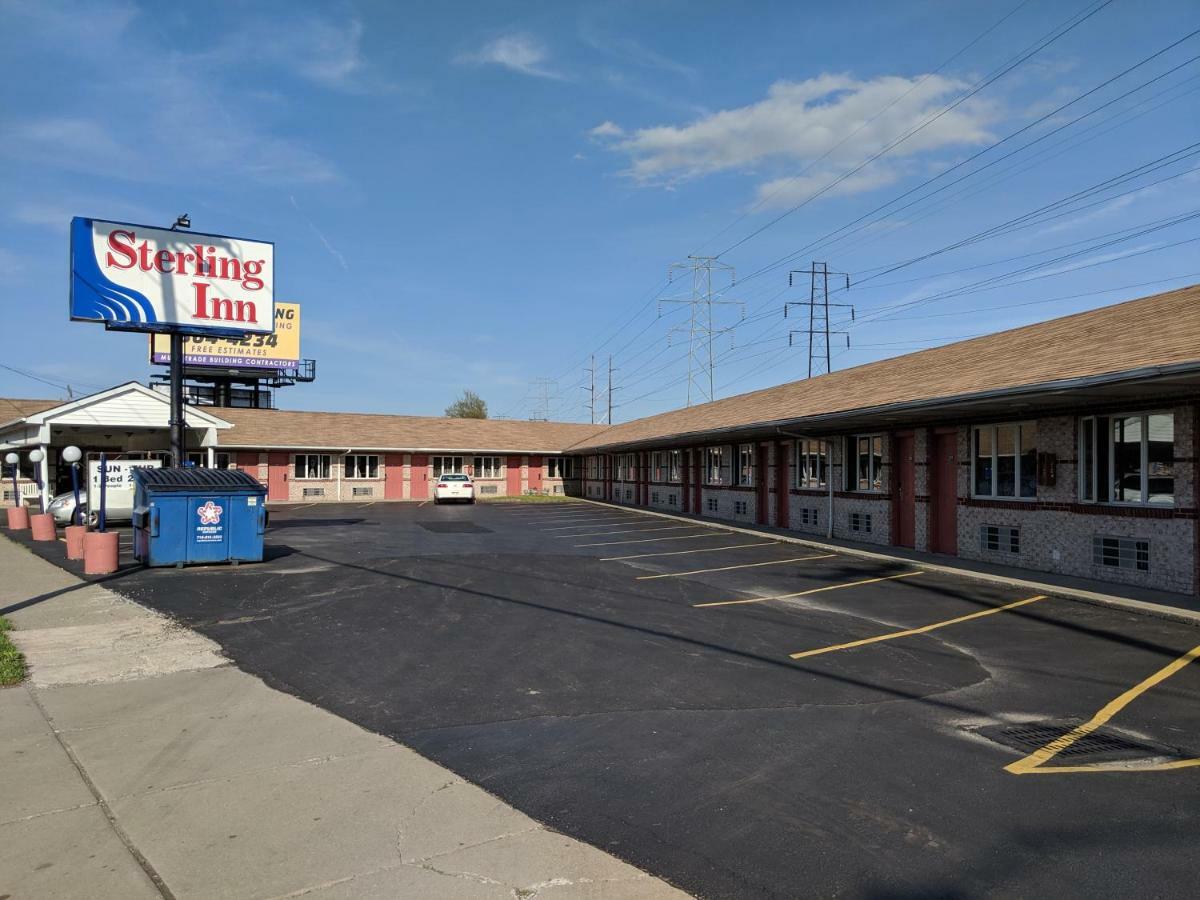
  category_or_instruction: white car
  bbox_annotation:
[433,473,475,504]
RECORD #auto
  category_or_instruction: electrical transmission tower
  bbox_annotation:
[660,256,745,406]
[527,378,559,421]
[785,262,853,378]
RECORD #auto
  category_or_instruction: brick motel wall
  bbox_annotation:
[576,400,1199,596]
[226,452,580,503]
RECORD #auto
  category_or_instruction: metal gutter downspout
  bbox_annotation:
[776,427,834,541]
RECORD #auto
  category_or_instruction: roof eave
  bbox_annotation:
[567,361,1200,452]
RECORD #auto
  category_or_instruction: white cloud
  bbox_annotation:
[589,120,625,138]
[455,33,565,80]
[602,74,997,202]
[195,15,396,94]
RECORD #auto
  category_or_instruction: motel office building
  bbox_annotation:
[2,285,1199,597]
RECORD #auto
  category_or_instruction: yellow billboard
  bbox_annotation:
[151,302,301,370]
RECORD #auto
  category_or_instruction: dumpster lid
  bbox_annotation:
[133,467,266,492]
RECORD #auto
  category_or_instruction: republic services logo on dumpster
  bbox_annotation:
[196,500,224,542]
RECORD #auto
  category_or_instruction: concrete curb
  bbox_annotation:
[575,498,1200,628]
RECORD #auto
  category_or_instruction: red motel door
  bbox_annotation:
[411,455,429,500]
[528,456,544,492]
[506,457,522,495]
[266,453,288,501]
[384,454,404,500]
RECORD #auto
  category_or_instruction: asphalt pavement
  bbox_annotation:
[12,499,1200,899]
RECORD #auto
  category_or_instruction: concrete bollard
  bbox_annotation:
[30,512,57,541]
[65,524,87,560]
[6,506,30,531]
[83,530,119,575]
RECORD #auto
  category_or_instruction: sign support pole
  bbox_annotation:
[169,330,186,466]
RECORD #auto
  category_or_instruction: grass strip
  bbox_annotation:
[0,617,26,686]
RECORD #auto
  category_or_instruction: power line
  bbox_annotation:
[717,0,1118,257]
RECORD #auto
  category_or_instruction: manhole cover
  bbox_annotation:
[418,522,493,534]
[975,721,1184,764]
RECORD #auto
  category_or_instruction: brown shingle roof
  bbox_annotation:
[214,406,605,453]
[566,284,1200,451]
[0,397,62,424]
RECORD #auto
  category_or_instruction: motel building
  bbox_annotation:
[3,283,1200,599]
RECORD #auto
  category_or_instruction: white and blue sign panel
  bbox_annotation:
[70,217,274,336]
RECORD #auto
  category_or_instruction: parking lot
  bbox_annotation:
[26,499,1200,898]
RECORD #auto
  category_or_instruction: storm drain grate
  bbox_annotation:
[976,721,1183,763]
[418,522,493,534]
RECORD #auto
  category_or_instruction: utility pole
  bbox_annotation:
[606,355,616,425]
[584,354,596,425]
[785,262,852,378]
[661,256,744,406]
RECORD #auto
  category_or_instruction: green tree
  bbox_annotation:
[445,389,488,419]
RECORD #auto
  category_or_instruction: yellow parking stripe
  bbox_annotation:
[1006,642,1200,775]
[542,518,650,529]
[787,593,1046,659]
[601,541,778,561]
[636,553,836,579]
[520,518,643,525]
[555,525,696,539]
[576,532,731,548]
[696,571,923,608]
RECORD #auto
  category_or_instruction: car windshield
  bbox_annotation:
[441,474,470,481]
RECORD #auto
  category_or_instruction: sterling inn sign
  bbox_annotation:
[70,217,275,336]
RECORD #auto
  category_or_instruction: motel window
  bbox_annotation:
[705,446,726,486]
[846,435,884,492]
[431,456,464,477]
[795,440,827,489]
[547,457,573,479]
[651,451,666,482]
[295,454,331,480]
[586,456,599,479]
[738,444,755,487]
[668,450,682,483]
[1079,413,1174,505]
[615,455,626,481]
[345,455,379,479]
[973,424,1036,499]
[474,456,502,479]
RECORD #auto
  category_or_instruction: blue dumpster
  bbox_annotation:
[132,467,267,567]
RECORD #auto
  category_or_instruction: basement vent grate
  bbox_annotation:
[352,487,373,497]
[975,721,1183,763]
[479,485,498,494]
[302,488,325,498]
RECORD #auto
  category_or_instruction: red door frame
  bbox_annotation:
[775,440,790,528]
[411,454,429,500]
[892,432,916,548]
[528,456,543,493]
[756,443,769,525]
[930,429,958,555]
[266,452,288,501]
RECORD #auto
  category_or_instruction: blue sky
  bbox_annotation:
[1,0,1198,423]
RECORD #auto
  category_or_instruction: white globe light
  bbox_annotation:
[29,449,44,464]
[63,446,82,463]
[4,453,17,465]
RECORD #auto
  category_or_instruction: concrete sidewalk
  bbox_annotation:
[0,537,688,899]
